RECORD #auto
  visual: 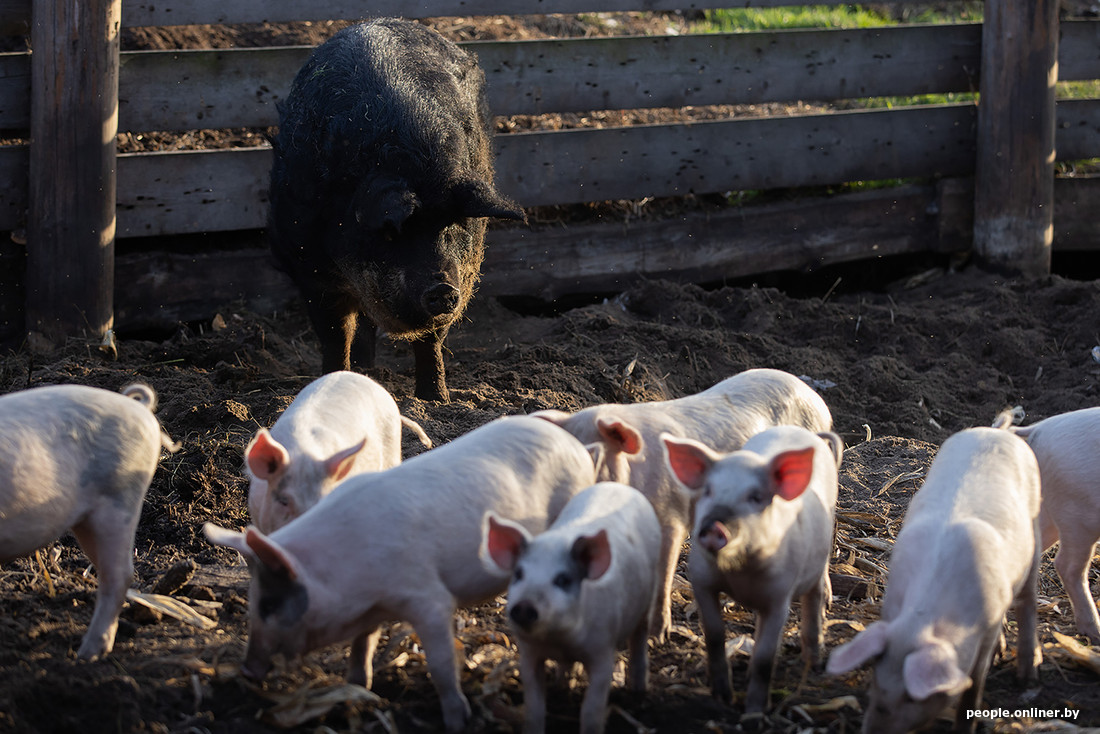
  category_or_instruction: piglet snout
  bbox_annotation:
[699,521,732,554]
[510,600,539,631]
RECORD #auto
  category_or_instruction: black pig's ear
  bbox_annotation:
[451,178,526,222]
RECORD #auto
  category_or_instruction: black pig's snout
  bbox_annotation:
[510,600,538,630]
[421,283,460,316]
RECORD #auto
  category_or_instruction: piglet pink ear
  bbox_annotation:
[245,526,298,581]
[325,438,367,481]
[903,638,971,700]
[483,514,530,573]
[770,447,815,501]
[826,620,890,674]
[571,529,612,581]
[246,428,290,480]
[661,433,716,491]
[596,418,643,455]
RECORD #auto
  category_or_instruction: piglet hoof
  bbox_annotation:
[710,682,733,706]
[738,711,767,733]
[649,616,671,645]
[441,697,472,734]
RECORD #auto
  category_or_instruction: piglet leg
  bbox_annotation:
[71,510,138,660]
[347,627,382,689]
[696,584,732,704]
[409,602,470,733]
[746,599,791,714]
[519,650,548,734]
[650,520,687,643]
[579,651,615,734]
[799,572,829,670]
[1054,529,1100,644]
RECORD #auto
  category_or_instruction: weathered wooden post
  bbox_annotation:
[25,0,120,344]
[973,0,1059,277]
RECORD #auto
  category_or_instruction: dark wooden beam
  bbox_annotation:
[25,0,120,342]
[973,0,1058,276]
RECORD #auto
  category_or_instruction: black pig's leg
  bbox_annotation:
[304,292,358,374]
[349,316,377,370]
[412,327,449,402]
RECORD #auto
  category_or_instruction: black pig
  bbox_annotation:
[268,19,523,401]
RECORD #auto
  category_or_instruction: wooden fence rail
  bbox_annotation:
[3,0,1099,342]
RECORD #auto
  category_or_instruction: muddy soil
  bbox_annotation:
[2,11,1099,734]
[1,266,1100,734]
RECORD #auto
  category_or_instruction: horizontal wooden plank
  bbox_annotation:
[114,248,292,331]
[1056,98,1100,160]
[474,25,982,116]
[0,52,28,131]
[3,21,1091,133]
[113,105,976,235]
[480,184,959,300]
[115,26,984,131]
[116,148,270,237]
[1061,21,1100,81]
[113,0,899,29]
[494,104,979,204]
[118,47,305,132]
[1053,175,1100,251]
[110,100,1100,237]
[0,0,27,35]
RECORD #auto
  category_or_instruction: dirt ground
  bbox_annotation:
[2,11,1100,734]
[2,265,1100,734]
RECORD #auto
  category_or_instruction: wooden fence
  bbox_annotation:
[1,0,1098,341]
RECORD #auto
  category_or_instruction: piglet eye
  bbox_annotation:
[553,573,572,590]
[513,566,524,582]
[748,490,764,504]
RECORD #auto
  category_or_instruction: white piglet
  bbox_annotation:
[245,370,431,532]
[482,482,662,734]
[0,383,176,659]
[996,406,1100,643]
[535,368,832,641]
[827,427,1041,734]
[205,415,595,734]
[662,425,842,713]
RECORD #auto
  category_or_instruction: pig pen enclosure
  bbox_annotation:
[2,1,1100,732]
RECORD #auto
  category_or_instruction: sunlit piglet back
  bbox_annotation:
[532,367,833,643]
[205,415,595,734]
[826,426,1041,734]
[661,425,842,714]
[482,482,662,734]
[0,382,177,660]
[244,371,431,533]
[992,405,1100,644]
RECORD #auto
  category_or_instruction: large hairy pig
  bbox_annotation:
[268,18,523,402]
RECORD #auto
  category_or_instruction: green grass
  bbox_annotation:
[696,3,983,33]
[700,6,892,31]
[1059,80,1100,99]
